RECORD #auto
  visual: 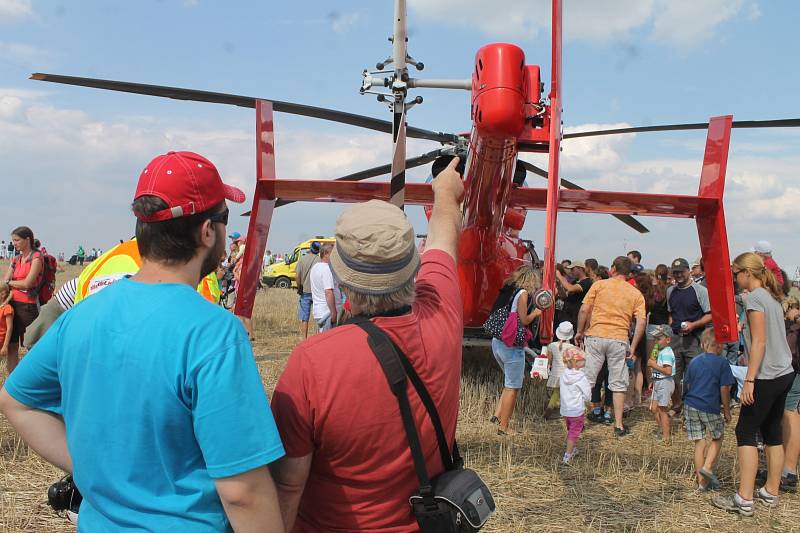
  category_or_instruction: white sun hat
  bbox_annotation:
[555,321,574,341]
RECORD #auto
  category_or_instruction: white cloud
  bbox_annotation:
[408,0,758,47]
[0,0,32,20]
[328,12,361,35]
[0,42,51,68]
[650,0,749,48]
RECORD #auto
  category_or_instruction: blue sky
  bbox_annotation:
[1,0,798,277]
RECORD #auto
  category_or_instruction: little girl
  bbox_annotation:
[542,321,576,419]
[559,346,591,464]
[0,284,14,365]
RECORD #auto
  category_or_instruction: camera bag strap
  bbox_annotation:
[352,318,457,507]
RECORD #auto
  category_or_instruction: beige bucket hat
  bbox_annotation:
[329,200,421,295]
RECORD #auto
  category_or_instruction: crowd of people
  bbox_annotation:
[0,152,470,532]
[485,246,799,517]
[0,147,797,529]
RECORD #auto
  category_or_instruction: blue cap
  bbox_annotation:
[310,241,321,254]
[228,231,241,240]
[632,263,644,273]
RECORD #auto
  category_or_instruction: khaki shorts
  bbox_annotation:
[584,336,630,392]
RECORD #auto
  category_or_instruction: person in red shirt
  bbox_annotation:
[269,157,464,532]
[754,240,785,293]
[2,226,43,373]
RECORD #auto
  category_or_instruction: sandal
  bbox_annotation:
[497,427,516,436]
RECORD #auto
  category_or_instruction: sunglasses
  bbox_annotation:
[732,268,743,276]
[207,208,229,226]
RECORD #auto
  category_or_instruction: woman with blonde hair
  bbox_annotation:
[713,252,795,516]
[487,265,542,435]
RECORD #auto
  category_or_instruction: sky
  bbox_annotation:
[1,0,798,277]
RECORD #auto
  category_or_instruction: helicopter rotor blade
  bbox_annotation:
[30,73,459,144]
[563,118,800,140]
[239,148,445,215]
[518,160,650,234]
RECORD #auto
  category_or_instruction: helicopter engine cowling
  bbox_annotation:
[471,43,527,139]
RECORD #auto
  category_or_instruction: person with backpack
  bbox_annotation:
[1,226,42,373]
[486,265,543,435]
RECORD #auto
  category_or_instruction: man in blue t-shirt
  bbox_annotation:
[667,257,712,412]
[0,151,286,532]
[683,328,735,491]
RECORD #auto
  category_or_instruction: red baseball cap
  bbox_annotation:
[134,151,245,222]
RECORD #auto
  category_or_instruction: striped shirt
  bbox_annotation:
[54,277,78,311]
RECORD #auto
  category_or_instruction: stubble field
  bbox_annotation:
[0,262,798,532]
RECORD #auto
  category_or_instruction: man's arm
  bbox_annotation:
[0,388,72,473]
[269,454,312,531]
[294,261,305,293]
[424,157,465,262]
[686,313,712,332]
[555,270,583,295]
[575,303,593,346]
[214,465,285,533]
[324,288,337,324]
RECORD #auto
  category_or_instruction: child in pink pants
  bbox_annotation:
[559,347,591,464]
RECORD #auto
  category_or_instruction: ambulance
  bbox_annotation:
[262,236,335,289]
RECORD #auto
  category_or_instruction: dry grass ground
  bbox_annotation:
[1,261,798,532]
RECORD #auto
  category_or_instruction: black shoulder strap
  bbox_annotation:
[353,318,459,498]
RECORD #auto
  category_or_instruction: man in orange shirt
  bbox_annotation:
[576,256,647,437]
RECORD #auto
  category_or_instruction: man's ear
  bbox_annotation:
[198,219,215,249]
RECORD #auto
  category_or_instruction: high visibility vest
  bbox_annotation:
[74,239,219,305]
[199,272,222,304]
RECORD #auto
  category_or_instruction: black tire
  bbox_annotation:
[274,277,291,289]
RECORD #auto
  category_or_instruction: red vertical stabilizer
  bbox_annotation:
[696,115,737,343]
[235,100,277,319]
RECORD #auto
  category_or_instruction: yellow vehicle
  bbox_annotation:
[262,236,335,289]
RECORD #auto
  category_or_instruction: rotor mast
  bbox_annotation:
[389,0,408,209]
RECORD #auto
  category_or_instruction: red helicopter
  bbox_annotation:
[30,0,800,344]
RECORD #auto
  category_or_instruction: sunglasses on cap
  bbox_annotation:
[207,207,229,226]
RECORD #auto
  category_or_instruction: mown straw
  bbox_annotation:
[1,264,798,531]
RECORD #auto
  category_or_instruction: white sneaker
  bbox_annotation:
[66,510,79,525]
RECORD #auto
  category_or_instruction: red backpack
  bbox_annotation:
[36,248,57,305]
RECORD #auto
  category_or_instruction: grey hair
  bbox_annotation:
[341,278,416,316]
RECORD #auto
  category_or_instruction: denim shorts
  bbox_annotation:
[297,293,312,321]
[652,378,675,407]
[491,338,525,389]
[785,373,800,412]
